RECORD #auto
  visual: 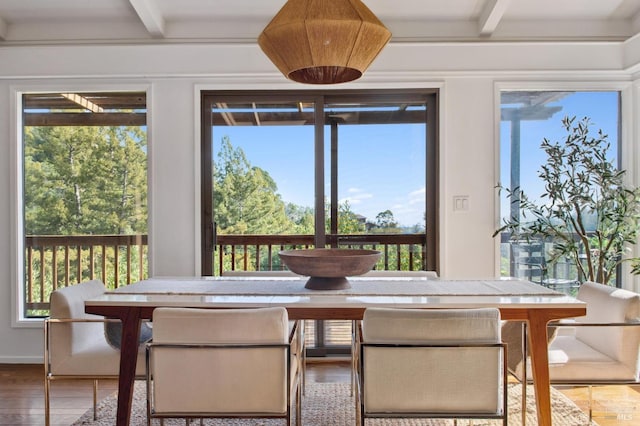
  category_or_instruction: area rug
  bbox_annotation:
[72,381,597,425]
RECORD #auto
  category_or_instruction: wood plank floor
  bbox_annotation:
[1,362,639,425]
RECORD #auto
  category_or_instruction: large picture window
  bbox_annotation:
[499,90,620,288]
[21,92,148,318]
[201,89,439,354]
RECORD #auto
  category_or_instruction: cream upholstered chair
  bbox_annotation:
[356,307,507,425]
[44,279,148,426]
[349,270,438,394]
[146,307,302,426]
[220,270,306,394]
[510,281,640,421]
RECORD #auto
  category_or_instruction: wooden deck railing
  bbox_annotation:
[25,232,428,315]
[27,231,605,315]
[215,233,428,274]
[24,234,148,314]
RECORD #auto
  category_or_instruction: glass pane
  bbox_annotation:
[22,92,148,317]
[321,99,427,349]
[210,100,315,273]
[324,99,427,269]
[499,91,620,289]
[202,90,436,356]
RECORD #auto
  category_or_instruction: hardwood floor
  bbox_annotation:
[1,362,639,425]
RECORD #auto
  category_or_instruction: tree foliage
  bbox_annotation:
[495,116,640,285]
[214,136,295,234]
[214,136,371,236]
[367,209,401,233]
[24,125,147,235]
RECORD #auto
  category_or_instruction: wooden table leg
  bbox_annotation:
[115,307,142,426]
[527,311,553,426]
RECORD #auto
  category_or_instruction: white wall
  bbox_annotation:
[1,40,639,362]
[440,78,497,278]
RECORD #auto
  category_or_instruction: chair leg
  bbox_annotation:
[300,320,306,397]
[521,321,528,426]
[93,379,98,420]
[351,320,356,396]
[296,378,302,426]
[588,384,593,422]
[44,377,51,426]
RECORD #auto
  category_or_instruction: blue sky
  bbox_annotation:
[499,91,620,220]
[213,122,426,228]
[211,91,619,228]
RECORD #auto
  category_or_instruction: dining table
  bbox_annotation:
[84,275,586,426]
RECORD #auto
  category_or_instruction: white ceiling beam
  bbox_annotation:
[0,15,8,40]
[129,0,165,38]
[478,0,511,36]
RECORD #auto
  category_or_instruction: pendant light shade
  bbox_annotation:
[258,0,391,84]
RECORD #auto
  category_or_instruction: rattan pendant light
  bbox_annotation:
[258,0,391,84]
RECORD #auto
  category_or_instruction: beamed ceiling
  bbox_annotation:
[1,0,640,45]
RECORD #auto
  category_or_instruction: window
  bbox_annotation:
[21,92,148,317]
[499,90,620,287]
[201,89,439,354]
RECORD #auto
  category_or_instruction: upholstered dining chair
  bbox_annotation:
[356,307,507,425]
[349,270,438,394]
[44,279,148,426]
[222,269,439,396]
[146,307,302,426]
[509,281,640,422]
[220,270,306,394]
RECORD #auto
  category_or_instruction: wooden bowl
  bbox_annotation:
[278,248,382,290]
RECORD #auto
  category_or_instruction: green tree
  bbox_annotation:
[285,203,315,234]
[496,116,640,285]
[24,125,147,235]
[367,209,401,234]
[214,136,293,234]
[324,200,366,234]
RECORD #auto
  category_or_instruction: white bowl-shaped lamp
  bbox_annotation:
[258,0,391,84]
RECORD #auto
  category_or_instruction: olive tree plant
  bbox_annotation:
[495,116,640,285]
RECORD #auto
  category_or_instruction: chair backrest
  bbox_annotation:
[576,281,640,375]
[361,307,502,414]
[48,280,108,364]
[150,307,290,415]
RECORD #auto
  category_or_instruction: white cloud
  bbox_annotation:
[408,187,426,205]
[339,187,374,208]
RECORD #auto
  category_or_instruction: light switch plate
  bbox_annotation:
[453,195,469,211]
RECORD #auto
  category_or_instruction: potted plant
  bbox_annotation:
[495,116,640,285]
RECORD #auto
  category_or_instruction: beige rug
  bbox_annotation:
[73,381,597,425]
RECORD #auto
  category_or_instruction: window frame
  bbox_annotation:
[200,88,440,355]
[10,84,151,325]
[493,81,634,284]
[200,88,439,276]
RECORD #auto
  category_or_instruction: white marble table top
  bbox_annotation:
[85,276,585,310]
